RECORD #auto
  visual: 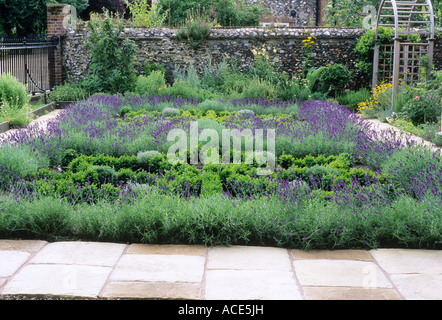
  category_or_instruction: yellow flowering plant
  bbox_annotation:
[249,44,286,86]
[301,36,316,73]
[302,36,314,49]
[357,82,393,118]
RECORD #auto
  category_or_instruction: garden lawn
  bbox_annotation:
[0,94,440,250]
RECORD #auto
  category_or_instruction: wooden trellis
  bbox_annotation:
[372,0,435,109]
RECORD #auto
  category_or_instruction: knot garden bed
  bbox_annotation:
[0,94,440,250]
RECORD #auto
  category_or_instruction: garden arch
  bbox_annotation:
[372,0,435,109]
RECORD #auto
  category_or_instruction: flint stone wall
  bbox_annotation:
[260,0,318,26]
[62,25,442,90]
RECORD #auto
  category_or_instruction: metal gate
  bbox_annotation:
[0,36,59,94]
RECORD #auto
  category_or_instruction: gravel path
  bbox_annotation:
[365,118,442,153]
[0,109,63,144]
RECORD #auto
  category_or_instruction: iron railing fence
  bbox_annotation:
[0,36,58,94]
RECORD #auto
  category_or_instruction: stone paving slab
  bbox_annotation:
[0,240,441,300]
[126,244,206,256]
[205,270,302,300]
[102,281,202,300]
[303,287,402,300]
[2,264,113,298]
[389,274,442,300]
[29,241,127,267]
[110,254,206,283]
[369,249,442,274]
[0,251,30,278]
[291,249,372,261]
[207,246,292,271]
[0,240,47,253]
[293,259,393,288]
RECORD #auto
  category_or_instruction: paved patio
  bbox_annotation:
[0,240,441,300]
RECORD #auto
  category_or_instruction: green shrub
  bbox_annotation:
[328,153,355,170]
[137,150,162,168]
[30,177,122,204]
[354,27,394,76]
[116,168,136,183]
[242,77,276,99]
[162,107,180,117]
[13,197,72,240]
[401,90,441,125]
[49,83,88,102]
[4,108,32,128]
[201,170,223,196]
[162,79,203,100]
[279,77,312,101]
[83,11,137,94]
[307,165,339,188]
[173,63,201,88]
[92,165,117,184]
[343,168,378,186]
[0,73,28,109]
[61,149,79,168]
[56,0,89,13]
[393,90,414,114]
[135,71,167,97]
[173,165,203,196]
[197,100,226,112]
[119,106,132,117]
[318,64,352,96]
[278,154,294,169]
[337,88,371,112]
[144,153,171,172]
[67,154,139,173]
[432,132,442,147]
[237,109,255,118]
[176,6,214,49]
[144,60,166,76]
[399,72,442,125]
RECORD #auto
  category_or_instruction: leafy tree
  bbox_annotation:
[48,0,90,13]
[124,0,168,27]
[158,0,268,27]
[0,0,89,37]
[0,0,48,36]
[324,0,380,27]
[324,0,441,28]
[434,0,442,28]
[79,0,127,20]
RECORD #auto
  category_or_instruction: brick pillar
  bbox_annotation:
[47,4,75,88]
